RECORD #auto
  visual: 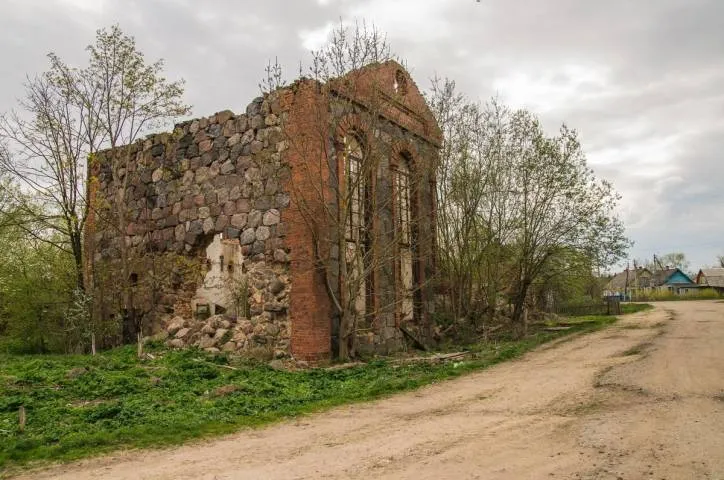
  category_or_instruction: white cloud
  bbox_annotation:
[55,0,106,14]
[493,64,610,113]
[299,22,336,51]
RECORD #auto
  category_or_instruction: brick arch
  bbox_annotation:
[333,114,372,149]
[389,139,421,171]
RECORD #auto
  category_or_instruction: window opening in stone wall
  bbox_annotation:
[343,134,370,329]
[195,303,210,320]
[393,158,412,246]
[344,135,364,243]
[129,273,138,286]
[394,153,415,324]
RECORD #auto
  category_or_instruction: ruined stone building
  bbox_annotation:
[86,61,441,360]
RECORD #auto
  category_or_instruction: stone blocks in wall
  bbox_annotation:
[92,93,293,356]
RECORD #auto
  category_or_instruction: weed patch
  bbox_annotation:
[0,316,616,471]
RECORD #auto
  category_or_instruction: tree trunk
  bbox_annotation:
[511,282,530,339]
[338,309,351,361]
[70,231,85,292]
[137,331,143,358]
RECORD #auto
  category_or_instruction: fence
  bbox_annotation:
[555,298,621,317]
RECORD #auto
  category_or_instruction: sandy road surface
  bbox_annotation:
[13,301,724,480]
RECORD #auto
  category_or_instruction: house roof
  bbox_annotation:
[697,268,724,288]
[605,268,652,291]
[652,267,694,286]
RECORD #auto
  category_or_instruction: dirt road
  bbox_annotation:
[15,301,724,479]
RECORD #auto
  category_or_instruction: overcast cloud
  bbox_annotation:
[1,0,722,271]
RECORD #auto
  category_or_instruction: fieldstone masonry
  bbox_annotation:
[86,61,441,361]
[88,94,293,355]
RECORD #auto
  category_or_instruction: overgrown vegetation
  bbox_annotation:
[429,78,628,336]
[0,25,189,355]
[0,315,616,470]
[633,288,721,302]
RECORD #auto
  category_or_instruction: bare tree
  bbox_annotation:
[0,68,99,291]
[429,80,518,326]
[1,24,190,354]
[655,252,690,272]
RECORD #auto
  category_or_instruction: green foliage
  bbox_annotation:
[82,24,191,146]
[429,80,629,327]
[0,223,76,354]
[0,317,613,469]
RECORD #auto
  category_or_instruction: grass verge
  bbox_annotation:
[0,315,618,472]
[620,303,654,315]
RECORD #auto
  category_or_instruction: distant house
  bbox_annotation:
[604,266,698,298]
[603,267,653,299]
[695,268,724,294]
[651,267,698,295]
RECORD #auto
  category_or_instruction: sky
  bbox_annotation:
[1,0,722,271]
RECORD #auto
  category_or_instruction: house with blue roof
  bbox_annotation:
[652,267,699,295]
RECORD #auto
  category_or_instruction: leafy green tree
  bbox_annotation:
[505,113,628,334]
[430,83,629,336]
[0,208,76,353]
[77,25,191,355]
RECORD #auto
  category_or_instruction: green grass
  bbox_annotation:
[620,303,654,315]
[0,316,616,471]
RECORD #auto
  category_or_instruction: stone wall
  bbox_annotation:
[87,61,440,361]
[88,94,293,356]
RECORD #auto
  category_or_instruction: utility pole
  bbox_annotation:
[653,254,664,271]
[632,259,639,299]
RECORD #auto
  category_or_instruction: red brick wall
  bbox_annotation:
[277,62,441,361]
[281,82,334,361]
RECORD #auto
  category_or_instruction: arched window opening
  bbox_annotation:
[393,152,415,324]
[344,135,365,243]
[342,134,373,331]
[393,156,412,246]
